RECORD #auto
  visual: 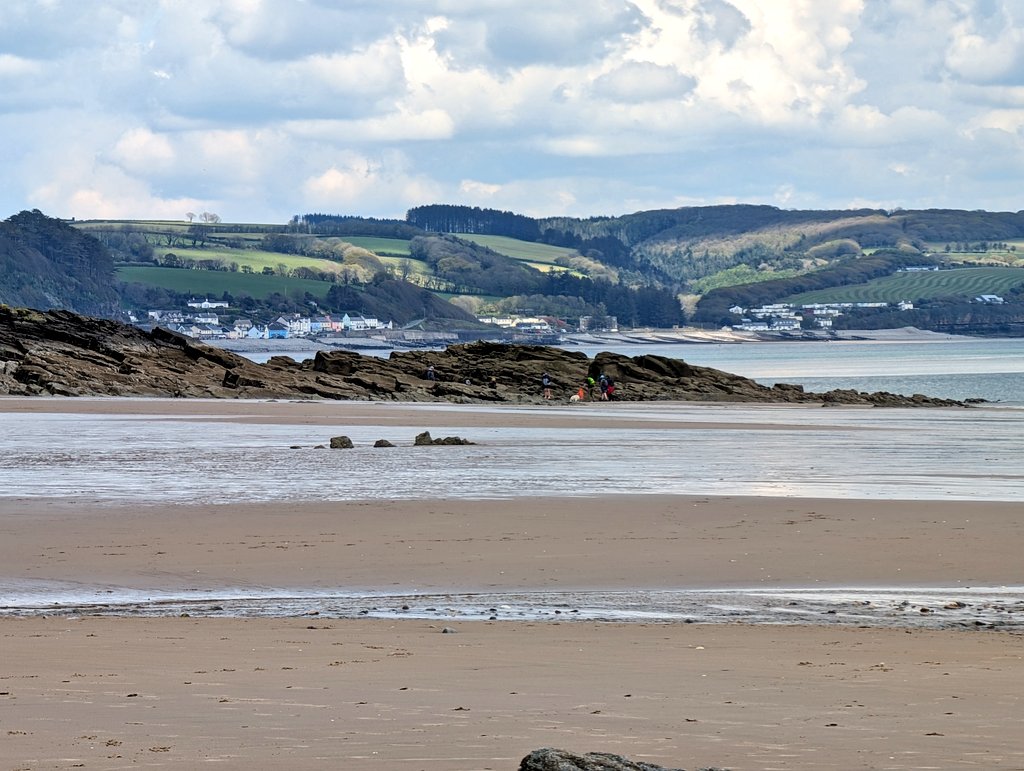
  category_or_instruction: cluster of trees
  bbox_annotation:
[410,234,541,295]
[408,233,685,326]
[324,276,479,328]
[0,210,119,316]
[292,214,421,240]
[184,211,221,224]
[407,205,540,240]
[944,242,1018,253]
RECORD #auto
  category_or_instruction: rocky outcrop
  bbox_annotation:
[0,306,967,407]
[518,748,692,771]
[413,431,475,445]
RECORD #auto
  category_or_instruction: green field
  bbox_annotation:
[455,234,577,263]
[786,267,1024,304]
[161,247,345,275]
[117,266,333,300]
[343,236,412,255]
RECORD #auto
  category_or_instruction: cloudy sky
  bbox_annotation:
[2,0,1023,224]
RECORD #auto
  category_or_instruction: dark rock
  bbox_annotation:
[0,307,969,408]
[373,439,395,448]
[518,748,689,771]
[329,436,354,449]
[413,431,474,445]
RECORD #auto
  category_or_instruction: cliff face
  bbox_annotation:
[0,306,966,407]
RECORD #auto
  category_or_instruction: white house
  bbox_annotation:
[975,294,1004,304]
[276,315,312,336]
[340,313,389,331]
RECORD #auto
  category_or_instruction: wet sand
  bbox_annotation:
[2,398,1023,769]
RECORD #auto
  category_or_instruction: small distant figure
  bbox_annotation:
[541,372,553,400]
[585,375,596,400]
[425,364,436,381]
[598,373,609,400]
[605,374,617,400]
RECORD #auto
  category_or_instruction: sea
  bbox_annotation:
[2,336,1022,627]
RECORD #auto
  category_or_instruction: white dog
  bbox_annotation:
[569,393,581,403]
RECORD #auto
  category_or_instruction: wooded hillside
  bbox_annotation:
[0,210,119,316]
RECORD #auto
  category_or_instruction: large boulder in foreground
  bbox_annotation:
[519,748,691,771]
[0,306,966,407]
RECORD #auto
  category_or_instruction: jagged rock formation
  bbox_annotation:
[0,306,967,407]
[518,748,693,771]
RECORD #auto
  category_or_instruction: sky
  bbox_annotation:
[2,0,1023,224]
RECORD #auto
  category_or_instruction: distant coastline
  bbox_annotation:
[206,325,981,356]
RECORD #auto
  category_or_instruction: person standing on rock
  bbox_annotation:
[541,372,553,400]
[425,364,436,381]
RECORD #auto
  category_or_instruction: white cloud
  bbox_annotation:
[111,128,176,173]
[302,152,442,215]
[458,180,502,197]
[2,1,1024,221]
[0,53,40,77]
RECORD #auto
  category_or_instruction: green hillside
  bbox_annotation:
[455,234,577,263]
[342,236,412,256]
[160,247,343,275]
[116,265,333,300]
[786,267,1024,304]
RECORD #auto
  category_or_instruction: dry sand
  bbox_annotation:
[2,398,1022,770]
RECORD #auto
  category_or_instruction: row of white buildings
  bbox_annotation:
[146,310,392,340]
[729,300,914,332]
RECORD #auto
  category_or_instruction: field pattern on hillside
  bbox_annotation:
[787,267,1024,304]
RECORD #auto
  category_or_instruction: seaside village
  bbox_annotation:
[137,294,948,344]
[140,298,575,345]
[729,300,914,331]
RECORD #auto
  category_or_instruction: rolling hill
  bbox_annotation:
[4,204,1024,334]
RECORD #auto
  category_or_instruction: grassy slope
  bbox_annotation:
[786,267,1024,304]
[164,247,344,274]
[116,266,333,300]
[454,234,577,263]
[342,236,412,255]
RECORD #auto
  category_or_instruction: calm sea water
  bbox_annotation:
[245,338,1024,405]
[1,402,1020,504]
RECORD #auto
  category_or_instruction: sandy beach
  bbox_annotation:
[2,398,1022,770]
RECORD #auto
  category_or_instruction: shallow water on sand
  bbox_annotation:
[1,403,1021,504]
[2,580,1021,631]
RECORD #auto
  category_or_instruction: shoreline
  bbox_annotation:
[204,325,988,354]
